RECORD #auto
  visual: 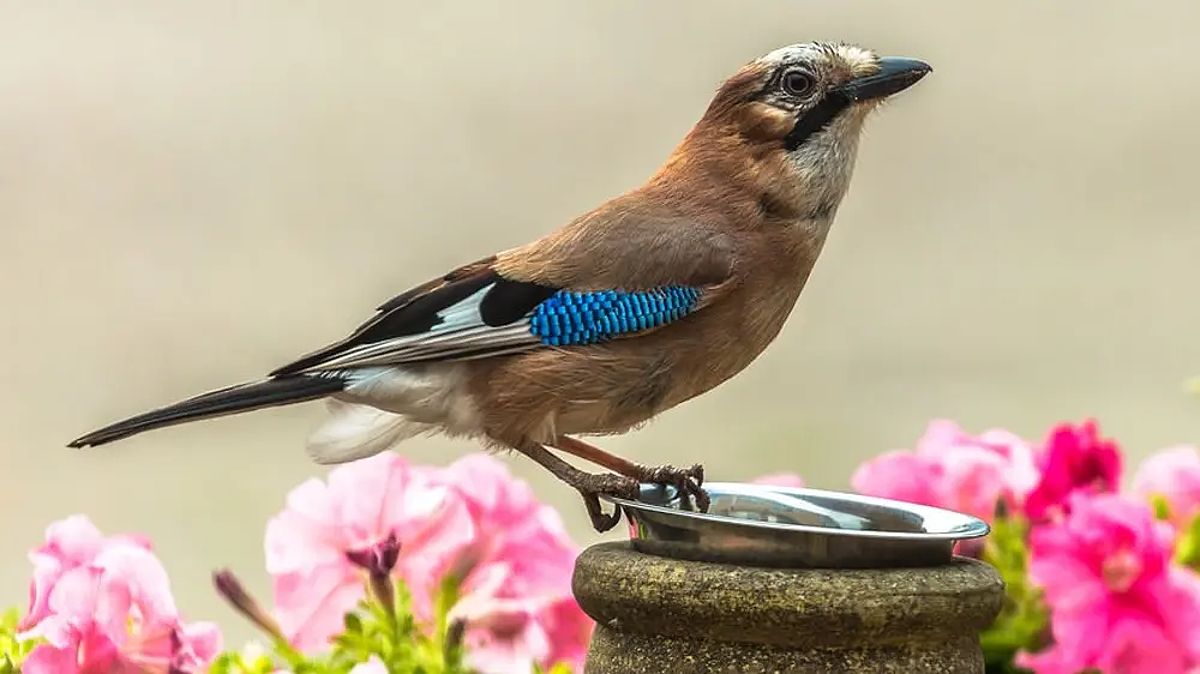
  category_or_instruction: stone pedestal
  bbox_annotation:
[573,542,1003,674]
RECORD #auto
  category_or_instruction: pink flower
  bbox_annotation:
[265,452,477,650]
[541,594,593,672]
[265,452,592,672]
[1133,445,1200,529]
[1024,420,1122,521]
[21,515,151,632]
[447,526,590,673]
[19,516,221,674]
[435,455,591,674]
[1016,493,1200,674]
[451,566,552,673]
[851,420,1039,521]
[751,473,806,488]
[438,455,577,592]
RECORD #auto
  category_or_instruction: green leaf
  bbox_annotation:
[210,574,485,674]
[1151,494,1173,522]
[434,575,461,642]
[0,606,42,671]
[979,515,1049,669]
[209,652,235,674]
[209,647,289,674]
[1176,512,1200,570]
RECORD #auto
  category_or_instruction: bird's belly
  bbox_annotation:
[469,299,794,444]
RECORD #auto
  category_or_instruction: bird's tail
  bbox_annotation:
[68,375,346,448]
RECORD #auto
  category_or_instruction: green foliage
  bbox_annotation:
[1176,512,1200,571]
[0,607,38,674]
[1151,495,1200,570]
[1152,493,1173,522]
[210,648,278,674]
[211,579,473,674]
[979,515,1046,674]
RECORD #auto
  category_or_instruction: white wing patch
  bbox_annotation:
[302,286,540,372]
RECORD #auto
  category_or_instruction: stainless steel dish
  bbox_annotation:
[601,481,990,568]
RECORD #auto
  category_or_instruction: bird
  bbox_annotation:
[70,42,931,532]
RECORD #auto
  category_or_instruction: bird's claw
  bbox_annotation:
[582,498,622,532]
[637,462,710,513]
[576,473,639,532]
[568,464,708,531]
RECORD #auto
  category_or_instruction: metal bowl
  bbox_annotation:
[601,482,990,568]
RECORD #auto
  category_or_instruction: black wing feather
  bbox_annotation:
[373,255,498,313]
[270,263,557,376]
[479,280,557,326]
[68,375,346,447]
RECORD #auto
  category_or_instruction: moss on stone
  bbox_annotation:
[573,542,1003,673]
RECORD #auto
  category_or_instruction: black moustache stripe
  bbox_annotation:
[783,92,851,151]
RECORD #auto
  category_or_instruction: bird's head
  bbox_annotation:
[665,43,931,223]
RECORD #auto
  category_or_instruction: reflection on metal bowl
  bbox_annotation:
[601,482,990,568]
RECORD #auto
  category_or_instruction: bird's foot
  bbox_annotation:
[575,472,640,532]
[632,462,710,512]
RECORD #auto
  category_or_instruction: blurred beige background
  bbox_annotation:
[2,0,1198,647]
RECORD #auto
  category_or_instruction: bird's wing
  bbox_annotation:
[270,214,736,376]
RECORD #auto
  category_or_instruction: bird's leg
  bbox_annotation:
[551,435,710,513]
[512,440,638,532]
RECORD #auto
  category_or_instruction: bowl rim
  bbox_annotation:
[602,482,992,541]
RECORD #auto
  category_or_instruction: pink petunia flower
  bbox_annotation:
[451,565,554,673]
[443,546,589,673]
[1133,445,1200,530]
[265,452,592,673]
[18,515,221,674]
[265,452,477,650]
[438,455,579,595]
[422,454,592,674]
[1023,419,1121,522]
[851,419,1039,521]
[1016,493,1200,674]
[20,515,151,632]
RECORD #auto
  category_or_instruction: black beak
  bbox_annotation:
[835,57,931,102]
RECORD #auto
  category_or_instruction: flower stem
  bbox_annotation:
[211,568,306,665]
[368,571,396,620]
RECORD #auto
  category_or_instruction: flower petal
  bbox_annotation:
[92,543,181,634]
[851,451,939,506]
[21,553,65,631]
[273,564,363,651]
[22,640,83,674]
[1133,445,1200,528]
[173,621,224,672]
[265,478,343,576]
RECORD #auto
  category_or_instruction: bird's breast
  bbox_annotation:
[467,225,827,443]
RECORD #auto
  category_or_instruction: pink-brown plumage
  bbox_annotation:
[70,42,931,530]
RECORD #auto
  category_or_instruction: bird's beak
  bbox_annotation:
[835,57,932,102]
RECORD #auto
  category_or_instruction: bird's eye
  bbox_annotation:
[781,70,815,97]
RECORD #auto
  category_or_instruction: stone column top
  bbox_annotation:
[573,541,1004,649]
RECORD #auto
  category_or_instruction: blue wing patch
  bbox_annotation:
[528,287,701,346]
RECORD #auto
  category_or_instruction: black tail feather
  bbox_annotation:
[68,376,346,448]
